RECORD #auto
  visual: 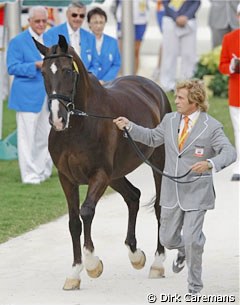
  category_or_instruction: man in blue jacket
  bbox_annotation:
[44,1,99,77]
[7,6,52,184]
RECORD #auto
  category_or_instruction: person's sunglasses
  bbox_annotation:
[71,13,85,19]
[33,19,47,24]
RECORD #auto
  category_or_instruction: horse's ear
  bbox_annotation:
[32,37,48,56]
[58,35,68,53]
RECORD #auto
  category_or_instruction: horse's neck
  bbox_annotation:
[75,71,104,112]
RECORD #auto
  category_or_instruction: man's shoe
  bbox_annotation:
[185,290,201,301]
[187,289,201,300]
[172,253,185,273]
[188,289,201,296]
[231,174,240,181]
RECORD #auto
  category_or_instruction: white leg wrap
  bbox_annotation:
[83,247,100,271]
[151,252,166,268]
[68,263,83,280]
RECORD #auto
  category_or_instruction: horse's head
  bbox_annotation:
[34,35,83,131]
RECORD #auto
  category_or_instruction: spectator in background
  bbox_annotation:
[115,0,149,74]
[87,7,121,83]
[152,0,165,82]
[159,0,200,92]
[219,3,240,181]
[208,0,239,49]
[7,6,52,184]
[44,1,99,77]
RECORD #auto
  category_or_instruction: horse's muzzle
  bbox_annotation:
[49,112,70,132]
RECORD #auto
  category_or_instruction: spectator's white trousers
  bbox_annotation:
[229,106,240,175]
[160,16,197,92]
[16,98,52,184]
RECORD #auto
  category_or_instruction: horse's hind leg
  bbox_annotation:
[110,177,146,270]
[148,145,166,278]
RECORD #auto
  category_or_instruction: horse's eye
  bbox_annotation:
[64,69,72,74]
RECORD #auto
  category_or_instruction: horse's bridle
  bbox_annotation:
[43,53,79,113]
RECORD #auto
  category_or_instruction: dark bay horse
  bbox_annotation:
[34,35,172,290]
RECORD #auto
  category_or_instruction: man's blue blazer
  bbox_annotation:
[7,29,46,113]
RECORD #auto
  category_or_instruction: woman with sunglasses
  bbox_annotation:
[44,1,99,77]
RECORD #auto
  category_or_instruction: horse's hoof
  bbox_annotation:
[86,260,103,278]
[63,278,81,290]
[131,250,146,270]
[149,266,165,278]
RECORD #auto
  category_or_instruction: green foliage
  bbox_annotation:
[199,46,222,74]
[194,62,211,79]
[208,72,228,98]
[194,46,228,98]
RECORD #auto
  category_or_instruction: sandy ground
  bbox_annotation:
[0,163,239,305]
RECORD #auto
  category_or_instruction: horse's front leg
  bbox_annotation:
[58,173,83,290]
[80,170,109,278]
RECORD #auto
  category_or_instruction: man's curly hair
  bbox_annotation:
[176,79,209,112]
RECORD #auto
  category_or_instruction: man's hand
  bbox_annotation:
[230,55,240,74]
[191,161,210,173]
[176,15,188,27]
[35,61,43,69]
[113,117,130,130]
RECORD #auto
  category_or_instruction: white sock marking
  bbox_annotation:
[83,247,100,270]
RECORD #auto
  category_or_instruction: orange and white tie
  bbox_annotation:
[179,116,189,151]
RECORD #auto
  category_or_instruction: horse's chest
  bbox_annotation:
[56,153,90,183]
[49,130,111,184]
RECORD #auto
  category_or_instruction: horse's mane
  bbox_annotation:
[68,46,91,91]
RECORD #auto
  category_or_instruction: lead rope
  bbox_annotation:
[123,127,202,184]
[71,110,201,184]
